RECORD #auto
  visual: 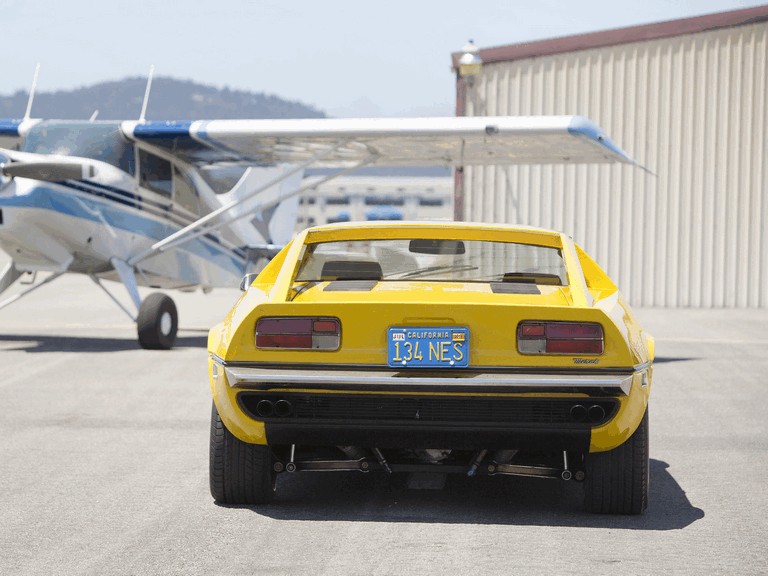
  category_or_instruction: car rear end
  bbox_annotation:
[208,223,652,513]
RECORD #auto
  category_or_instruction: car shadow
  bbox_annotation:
[227,459,702,530]
[653,356,698,364]
[0,333,208,352]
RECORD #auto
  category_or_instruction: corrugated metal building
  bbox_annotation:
[453,6,768,307]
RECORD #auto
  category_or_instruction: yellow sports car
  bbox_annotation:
[208,221,653,514]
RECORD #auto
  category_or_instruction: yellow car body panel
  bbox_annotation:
[209,221,652,455]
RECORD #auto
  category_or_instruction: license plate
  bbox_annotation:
[387,326,469,368]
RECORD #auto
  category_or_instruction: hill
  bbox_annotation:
[0,76,326,120]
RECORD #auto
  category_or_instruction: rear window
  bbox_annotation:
[294,239,566,284]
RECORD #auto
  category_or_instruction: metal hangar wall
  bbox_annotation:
[453,5,768,307]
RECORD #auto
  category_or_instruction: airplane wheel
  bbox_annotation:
[137,293,178,350]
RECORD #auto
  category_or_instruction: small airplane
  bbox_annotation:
[0,73,635,349]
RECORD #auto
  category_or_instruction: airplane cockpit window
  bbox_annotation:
[139,150,173,199]
[22,121,135,175]
[173,166,202,216]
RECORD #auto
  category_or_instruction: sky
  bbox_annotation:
[1,0,765,117]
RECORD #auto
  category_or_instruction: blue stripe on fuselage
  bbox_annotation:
[66,180,139,210]
[0,183,246,274]
[61,179,246,260]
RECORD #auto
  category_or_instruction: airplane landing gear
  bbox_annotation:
[137,293,178,350]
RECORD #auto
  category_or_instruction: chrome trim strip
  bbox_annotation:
[212,356,638,375]
[223,366,634,395]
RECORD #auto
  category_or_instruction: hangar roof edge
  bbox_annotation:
[451,4,768,66]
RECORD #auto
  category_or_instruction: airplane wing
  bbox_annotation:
[119,115,636,266]
[120,115,635,168]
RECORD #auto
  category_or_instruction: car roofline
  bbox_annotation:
[304,220,560,235]
[302,222,564,249]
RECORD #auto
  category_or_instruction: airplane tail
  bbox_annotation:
[213,164,302,247]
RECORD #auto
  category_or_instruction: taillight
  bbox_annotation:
[255,317,340,350]
[517,321,603,355]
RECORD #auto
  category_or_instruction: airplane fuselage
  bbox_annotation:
[0,121,251,291]
[0,175,247,290]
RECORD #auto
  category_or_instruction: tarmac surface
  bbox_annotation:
[1,263,767,575]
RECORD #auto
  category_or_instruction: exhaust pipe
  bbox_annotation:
[588,404,606,423]
[274,399,293,417]
[256,399,274,418]
[570,404,587,422]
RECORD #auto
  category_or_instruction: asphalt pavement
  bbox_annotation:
[1,265,767,575]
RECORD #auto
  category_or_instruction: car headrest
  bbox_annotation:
[320,260,383,281]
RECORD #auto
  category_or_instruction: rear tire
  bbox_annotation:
[209,401,275,505]
[137,293,177,350]
[585,408,649,514]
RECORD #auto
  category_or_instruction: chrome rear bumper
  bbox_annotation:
[219,363,635,395]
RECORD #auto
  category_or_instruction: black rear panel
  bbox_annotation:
[238,392,618,451]
[239,392,617,426]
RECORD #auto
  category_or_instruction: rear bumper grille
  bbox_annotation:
[238,392,618,427]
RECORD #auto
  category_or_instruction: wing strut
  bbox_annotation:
[110,258,142,312]
[126,141,362,266]
[0,261,23,296]
[89,274,137,323]
[0,270,65,312]
[134,154,379,260]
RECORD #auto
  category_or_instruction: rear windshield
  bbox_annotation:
[295,239,566,284]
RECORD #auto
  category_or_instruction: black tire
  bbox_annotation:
[137,293,177,350]
[584,408,649,514]
[209,401,275,505]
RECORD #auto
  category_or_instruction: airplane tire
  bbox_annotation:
[137,293,178,350]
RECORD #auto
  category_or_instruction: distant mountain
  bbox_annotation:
[0,76,326,120]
